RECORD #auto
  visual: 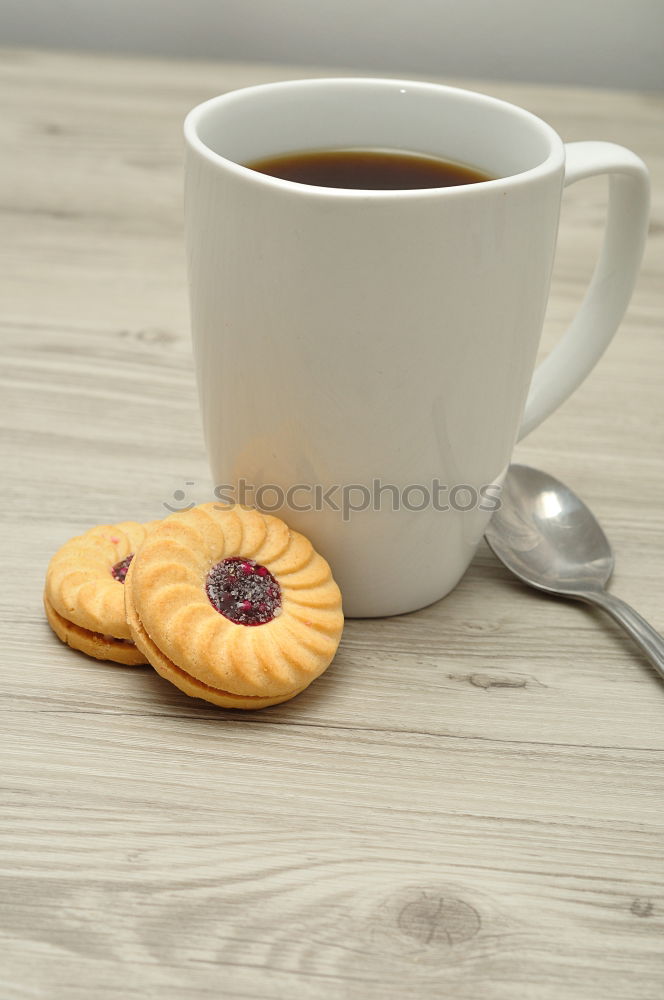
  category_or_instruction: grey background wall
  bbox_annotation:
[3,0,663,90]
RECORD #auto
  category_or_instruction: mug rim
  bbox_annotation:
[184,77,565,198]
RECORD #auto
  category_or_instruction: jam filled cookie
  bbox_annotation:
[124,504,343,709]
[45,521,155,665]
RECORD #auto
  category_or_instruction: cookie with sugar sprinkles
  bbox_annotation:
[124,503,344,708]
[44,520,156,665]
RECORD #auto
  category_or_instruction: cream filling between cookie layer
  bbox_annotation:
[100,634,136,647]
[135,610,302,701]
[45,596,136,646]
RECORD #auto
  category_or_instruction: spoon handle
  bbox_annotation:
[582,590,664,681]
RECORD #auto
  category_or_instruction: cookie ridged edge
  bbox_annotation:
[124,569,303,707]
[45,521,155,639]
[44,593,147,666]
[127,504,343,700]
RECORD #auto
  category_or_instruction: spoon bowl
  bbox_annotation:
[485,463,664,682]
[485,464,613,596]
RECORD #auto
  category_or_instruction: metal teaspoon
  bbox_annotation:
[484,463,664,681]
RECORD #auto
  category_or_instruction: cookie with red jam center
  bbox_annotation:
[44,521,155,665]
[124,504,344,708]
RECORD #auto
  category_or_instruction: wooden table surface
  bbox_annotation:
[2,49,663,1000]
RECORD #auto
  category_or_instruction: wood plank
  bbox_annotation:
[1,48,663,1000]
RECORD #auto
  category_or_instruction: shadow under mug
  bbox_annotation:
[184,78,649,617]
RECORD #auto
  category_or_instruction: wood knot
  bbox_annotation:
[369,886,484,967]
[396,891,481,947]
[449,671,543,690]
[460,620,502,635]
[631,898,654,918]
[118,327,179,345]
[135,327,178,345]
[42,121,65,135]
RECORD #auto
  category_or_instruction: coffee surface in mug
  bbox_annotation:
[245,148,494,190]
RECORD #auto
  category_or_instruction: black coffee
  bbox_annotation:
[245,148,493,190]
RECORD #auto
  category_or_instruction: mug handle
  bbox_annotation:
[518,141,650,440]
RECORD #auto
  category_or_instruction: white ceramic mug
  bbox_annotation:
[184,78,649,617]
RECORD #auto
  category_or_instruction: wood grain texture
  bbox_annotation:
[1,49,663,1000]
